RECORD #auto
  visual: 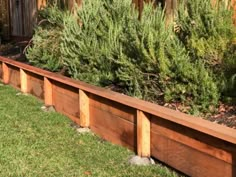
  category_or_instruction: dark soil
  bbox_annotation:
[0,40,28,61]
[208,103,236,129]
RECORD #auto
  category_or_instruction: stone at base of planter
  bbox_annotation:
[76,127,91,134]
[41,105,56,112]
[128,155,155,166]
[16,92,29,96]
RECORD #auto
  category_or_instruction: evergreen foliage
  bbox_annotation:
[175,0,236,97]
[26,0,236,114]
[61,0,137,86]
[26,6,65,72]
[116,4,219,109]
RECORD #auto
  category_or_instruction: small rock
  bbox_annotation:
[16,92,29,96]
[41,105,56,112]
[128,155,155,166]
[76,127,91,134]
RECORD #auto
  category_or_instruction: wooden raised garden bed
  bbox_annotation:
[0,56,236,177]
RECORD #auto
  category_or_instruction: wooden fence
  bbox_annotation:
[0,56,236,177]
[0,0,10,39]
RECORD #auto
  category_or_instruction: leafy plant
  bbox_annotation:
[175,0,236,99]
[115,4,219,110]
[27,0,236,114]
[26,5,65,72]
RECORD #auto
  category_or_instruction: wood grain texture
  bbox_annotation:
[8,65,20,89]
[90,94,136,123]
[137,110,150,157]
[20,69,28,93]
[151,117,236,162]
[44,77,53,105]
[0,56,236,145]
[27,72,44,99]
[90,104,136,150]
[79,90,90,127]
[151,117,236,177]
[151,132,235,177]
[52,81,80,122]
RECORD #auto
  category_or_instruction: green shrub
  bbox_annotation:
[61,0,137,86]
[175,0,236,97]
[26,6,65,72]
[27,0,236,113]
[26,27,63,71]
[61,1,219,111]
[115,4,219,110]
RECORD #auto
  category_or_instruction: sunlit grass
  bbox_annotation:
[0,84,181,177]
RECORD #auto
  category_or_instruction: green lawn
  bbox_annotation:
[0,84,181,177]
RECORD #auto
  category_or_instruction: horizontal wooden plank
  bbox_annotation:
[8,65,21,89]
[151,132,235,177]
[0,56,236,145]
[62,111,80,125]
[90,94,136,123]
[151,117,235,164]
[90,105,136,150]
[27,72,44,99]
[52,81,80,122]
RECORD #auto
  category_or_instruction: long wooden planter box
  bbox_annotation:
[0,56,236,177]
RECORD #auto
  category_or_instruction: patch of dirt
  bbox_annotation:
[0,40,28,61]
[208,103,236,129]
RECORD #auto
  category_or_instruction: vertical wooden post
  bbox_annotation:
[137,110,151,157]
[44,77,53,106]
[68,0,82,15]
[232,0,236,25]
[37,0,47,10]
[2,62,10,84]
[138,0,144,20]
[20,69,28,93]
[165,0,177,25]
[75,0,82,8]
[79,89,90,127]
[132,0,144,20]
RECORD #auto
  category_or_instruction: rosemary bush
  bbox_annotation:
[26,0,236,113]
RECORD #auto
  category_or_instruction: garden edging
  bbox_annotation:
[0,56,235,177]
